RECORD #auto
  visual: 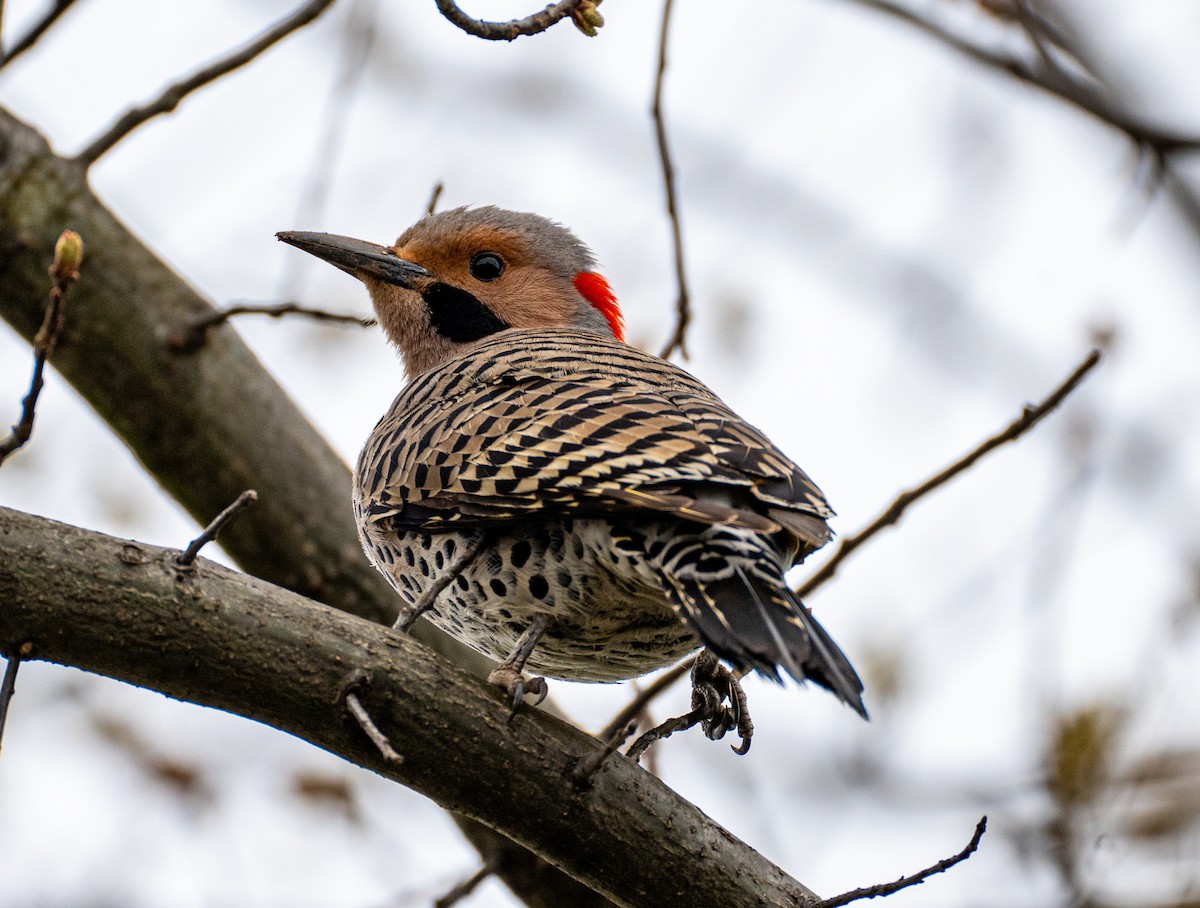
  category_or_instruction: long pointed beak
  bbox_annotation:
[276,231,430,288]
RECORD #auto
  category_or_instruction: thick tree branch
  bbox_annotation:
[0,506,822,908]
[0,104,607,908]
[75,0,338,166]
[0,105,398,627]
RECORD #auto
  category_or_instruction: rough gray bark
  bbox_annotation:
[0,506,821,907]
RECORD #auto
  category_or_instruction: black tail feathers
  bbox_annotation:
[665,567,867,719]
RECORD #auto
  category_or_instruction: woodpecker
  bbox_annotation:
[278,207,866,728]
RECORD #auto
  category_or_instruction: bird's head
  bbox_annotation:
[278,206,623,378]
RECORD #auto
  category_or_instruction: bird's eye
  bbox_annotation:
[469,252,505,282]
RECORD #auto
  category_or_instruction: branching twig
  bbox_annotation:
[652,0,692,360]
[167,301,374,353]
[0,644,30,756]
[75,0,338,166]
[343,691,403,763]
[598,656,692,743]
[435,856,500,908]
[176,490,258,566]
[427,180,445,215]
[434,0,583,41]
[0,230,83,466]
[0,0,79,71]
[572,721,638,788]
[816,816,988,907]
[798,349,1102,598]
[626,707,703,763]
[626,651,752,761]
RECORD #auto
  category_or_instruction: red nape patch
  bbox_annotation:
[574,271,624,341]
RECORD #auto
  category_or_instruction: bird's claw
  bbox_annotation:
[488,665,549,716]
[625,650,754,762]
[691,650,754,754]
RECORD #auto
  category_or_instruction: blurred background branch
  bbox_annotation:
[75,0,338,166]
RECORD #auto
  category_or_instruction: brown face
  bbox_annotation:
[279,225,589,379]
[278,206,620,379]
[391,225,588,328]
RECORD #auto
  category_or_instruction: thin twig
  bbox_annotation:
[797,350,1101,598]
[816,816,988,907]
[598,656,692,743]
[0,644,30,756]
[426,180,445,215]
[626,707,704,763]
[0,230,83,466]
[625,652,752,761]
[167,301,374,353]
[176,490,258,566]
[837,1,1200,321]
[394,532,484,632]
[434,0,582,41]
[1008,0,1061,73]
[344,691,403,763]
[572,721,638,788]
[286,0,377,277]
[652,0,691,361]
[75,0,338,167]
[0,0,79,71]
[434,856,500,908]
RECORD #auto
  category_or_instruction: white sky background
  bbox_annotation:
[2,0,1200,905]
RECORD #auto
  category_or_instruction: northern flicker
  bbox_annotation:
[278,206,866,730]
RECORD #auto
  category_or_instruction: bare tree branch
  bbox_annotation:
[343,688,403,763]
[598,657,693,743]
[0,229,82,465]
[166,301,374,354]
[427,180,445,215]
[835,0,1200,250]
[0,505,824,908]
[797,349,1102,598]
[435,858,500,908]
[816,816,987,907]
[176,490,258,566]
[0,643,27,756]
[0,0,79,71]
[834,0,1200,155]
[434,0,584,41]
[75,0,339,167]
[652,0,692,360]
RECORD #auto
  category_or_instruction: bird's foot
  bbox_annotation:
[487,665,549,715]
[691,649,754,754]
[625,650,753,762]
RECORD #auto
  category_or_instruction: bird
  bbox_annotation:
[278,206,866,741]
